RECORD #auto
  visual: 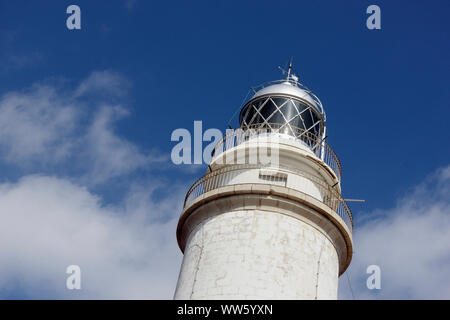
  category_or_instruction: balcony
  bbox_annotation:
[183,163,353,232]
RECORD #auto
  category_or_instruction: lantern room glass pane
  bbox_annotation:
[240,96,322,141]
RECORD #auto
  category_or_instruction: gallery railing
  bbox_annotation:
[211,123,342,182]
[183,164,353,232]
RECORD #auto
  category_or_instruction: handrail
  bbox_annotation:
[211,123,342,182]
[183,164,353,232]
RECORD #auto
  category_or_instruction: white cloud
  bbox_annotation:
[0,71,163,182]
[0,70,186,299]
[84,105,164,183]
[0,174,184,299]
[0,85,78,163]
[339,165,450,299]
[74,70,130,99]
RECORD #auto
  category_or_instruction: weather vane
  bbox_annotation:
[278,57,299,82]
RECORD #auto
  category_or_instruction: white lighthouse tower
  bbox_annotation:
[174,66,353,300]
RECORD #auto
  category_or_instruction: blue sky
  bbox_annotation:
[0,0,449,299]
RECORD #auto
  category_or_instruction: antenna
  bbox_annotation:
[278,57,299,83]
[287,57,293,79]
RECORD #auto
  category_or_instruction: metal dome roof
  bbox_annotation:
[252,81,318,107]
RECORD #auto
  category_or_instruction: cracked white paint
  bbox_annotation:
[174,209,339,300]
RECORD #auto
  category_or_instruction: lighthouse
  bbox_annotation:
[174,66,353,300]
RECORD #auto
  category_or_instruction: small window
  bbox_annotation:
[259,170,288,186]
